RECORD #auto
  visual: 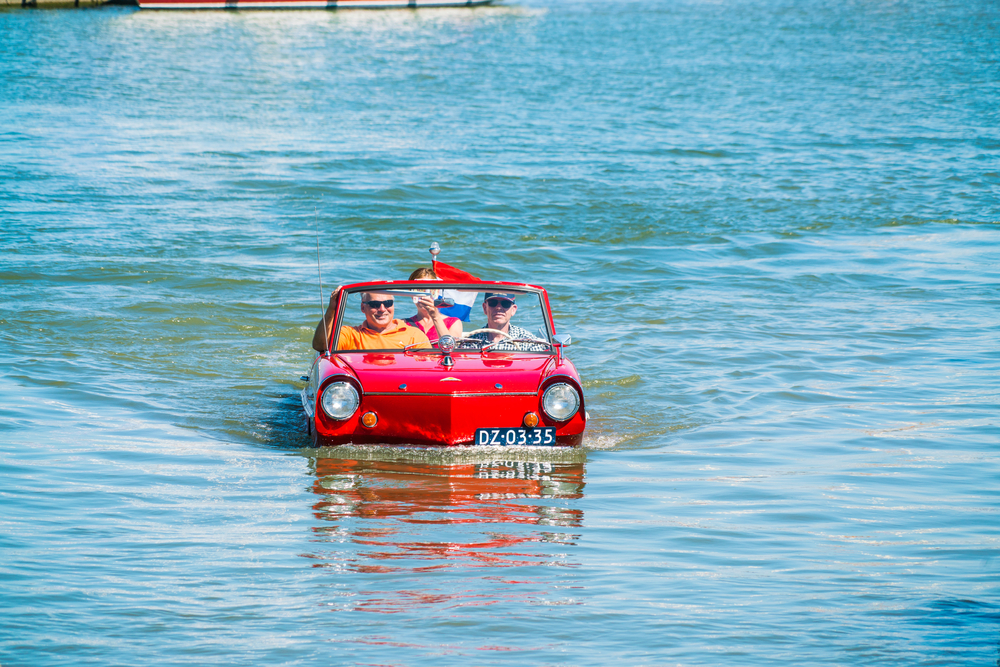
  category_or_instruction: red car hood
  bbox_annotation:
[336,352,555,394]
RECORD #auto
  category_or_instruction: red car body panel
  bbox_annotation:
[302,280,586,448]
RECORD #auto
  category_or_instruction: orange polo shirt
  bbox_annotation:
[337,319,431,351]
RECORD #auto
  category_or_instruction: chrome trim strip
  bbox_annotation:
[364,391,537,397]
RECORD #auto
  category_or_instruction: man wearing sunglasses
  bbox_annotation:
[335,291,431,351]
[468,293,547,351]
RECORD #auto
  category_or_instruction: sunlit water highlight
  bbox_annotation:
[1,0,999,664]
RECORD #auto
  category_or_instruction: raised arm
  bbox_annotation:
[311,287,342,352]
[415,294,453,343]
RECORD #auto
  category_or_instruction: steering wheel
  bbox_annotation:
[461,328,521,352]
[457,328,514,350]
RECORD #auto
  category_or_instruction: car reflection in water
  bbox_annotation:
[301,453,586,614]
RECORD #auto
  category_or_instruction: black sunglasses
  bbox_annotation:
[486,298,514,309]
[363,299,394,309]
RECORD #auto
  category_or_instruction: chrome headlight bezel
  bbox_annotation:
[320,381,360,421]
[541,383,581,421]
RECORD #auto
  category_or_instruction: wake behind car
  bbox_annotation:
[301,280,586,447]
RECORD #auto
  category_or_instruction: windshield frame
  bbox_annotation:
[328,280,557,355]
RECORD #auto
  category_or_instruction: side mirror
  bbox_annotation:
[553,333,572,346]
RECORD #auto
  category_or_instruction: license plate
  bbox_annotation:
[475,427,556,447]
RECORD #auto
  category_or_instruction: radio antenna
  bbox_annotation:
[315,205,329,354]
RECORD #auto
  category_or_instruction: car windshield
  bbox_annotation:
[335,286,554,354]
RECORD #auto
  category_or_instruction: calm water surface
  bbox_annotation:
[1,0,999,664]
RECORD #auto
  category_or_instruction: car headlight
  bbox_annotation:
[320,382,359,420]
[541,383,580,421]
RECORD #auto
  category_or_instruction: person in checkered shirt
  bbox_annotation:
[468,293,549,352]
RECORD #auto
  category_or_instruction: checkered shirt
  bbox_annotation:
[468,324,550,351]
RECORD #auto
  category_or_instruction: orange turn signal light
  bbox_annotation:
[361,411,378,428]
[523,412,540,428]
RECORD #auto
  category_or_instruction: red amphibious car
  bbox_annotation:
[301,280,586,447]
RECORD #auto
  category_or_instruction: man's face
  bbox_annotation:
[361,292,395,330]
[483,296,516,330]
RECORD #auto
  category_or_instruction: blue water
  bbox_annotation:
[1,0,999,664]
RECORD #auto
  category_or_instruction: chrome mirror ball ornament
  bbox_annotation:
[439,334,456,367]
